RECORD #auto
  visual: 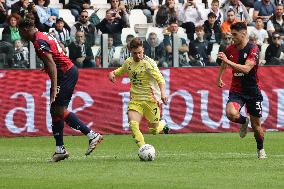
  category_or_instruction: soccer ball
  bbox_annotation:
[138,144,156,161]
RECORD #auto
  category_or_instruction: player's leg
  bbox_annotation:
[247,99,266,159]
[59,66,103,156]
[144,101,167,135]
[226,93,249,138]
[128,101,144,147]
[49,105,69,162]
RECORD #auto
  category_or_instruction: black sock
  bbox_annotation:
[65,112,91,135]
[234,114,247,124]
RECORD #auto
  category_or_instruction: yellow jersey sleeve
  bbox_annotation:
[114,59,129,76]
[145,57,165,84]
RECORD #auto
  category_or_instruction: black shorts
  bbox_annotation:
[227,92,263,117]
[52,66,78,107]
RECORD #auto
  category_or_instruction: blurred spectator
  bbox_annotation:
[223,0,251,24]
[188,26,217,67]
[123,0,152,23]
[216,32,233,65]
[68,31,95,68]
[146,0,161,22]
[156,0,178,28]
[11,0,32,18]
[221,9,240,33]
[253,0,275,25]
[53,17,71,47]
[250,18,268,45]
[110,0,130,27]
[119,34,134,64]
[34,0,58,32]
[2,13,21,44]
[267,4,284,39]
[203,12,222,52]
[96,9,126,46]
[265,32,284,65]
[65,0,91,21]
[6,0,19,10]
[210,0,224,24]
[240,0,255,10]
[248,33,266,65]
[71,10,97,47]
[0,0,8,27]
[163,18,189,67]
[143,32,167,67]
[96,35,120,67]
[13,39,29,68]
[178,0,204,41]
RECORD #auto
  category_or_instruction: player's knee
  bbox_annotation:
[129,120,139,130]
[226,111,239,121]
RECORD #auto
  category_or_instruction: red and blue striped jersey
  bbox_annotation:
[33,32,73,73]
[225,42,261,97]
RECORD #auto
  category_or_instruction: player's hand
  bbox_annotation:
[50,90,57,104]
[108,71,116,83]
[217,78,225,88]
[217,52,228,64]
[161,95,168,105]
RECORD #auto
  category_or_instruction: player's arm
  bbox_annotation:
[216,61,227,88]
[41,53,58,103]
[108,60,128,83]
[217,50,256,74]
[146,60,168,104]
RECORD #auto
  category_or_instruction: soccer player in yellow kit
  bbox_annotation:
[108,37,169,147]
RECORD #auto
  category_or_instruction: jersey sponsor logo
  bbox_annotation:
[244,53,247,59]
[234,72,244,77]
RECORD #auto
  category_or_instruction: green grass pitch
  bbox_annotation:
[1,132,284,189]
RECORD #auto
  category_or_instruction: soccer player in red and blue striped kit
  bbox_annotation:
[217,22,266,159]
[18,19,103,162]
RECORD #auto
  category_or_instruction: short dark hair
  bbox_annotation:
[18,19,35,29]
[34,0,50,7]
[230,22,247,31]
[208,12,217,18]
[168,17,179,26]
[129,37,143,49]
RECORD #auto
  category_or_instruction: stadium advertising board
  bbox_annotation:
[0,67,284,137]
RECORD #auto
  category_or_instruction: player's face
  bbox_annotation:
[231,29,246,45]
[131,46,144,62]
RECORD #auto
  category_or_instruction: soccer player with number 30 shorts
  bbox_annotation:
[18,19,103,162]
[108,37,169,147]
[217,22,266,159]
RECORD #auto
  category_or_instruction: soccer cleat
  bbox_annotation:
[257,149,267,159]
[239,117,249,138]
[49,150,69,162]
[85,133,103,156]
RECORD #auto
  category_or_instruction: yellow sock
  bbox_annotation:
[129,120,145,147]
[149,120,166,135]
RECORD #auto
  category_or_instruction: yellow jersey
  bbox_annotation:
[114,56,165,103]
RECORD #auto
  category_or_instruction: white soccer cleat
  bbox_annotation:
[257,149,267,159]
[239,117,249,138]
[49,150,69,162]
[85,133,103,156]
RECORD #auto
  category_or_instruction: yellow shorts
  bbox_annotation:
[128,100,160,124]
